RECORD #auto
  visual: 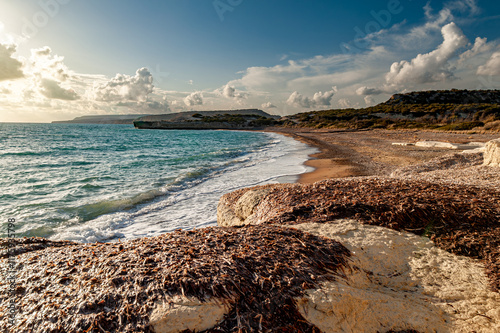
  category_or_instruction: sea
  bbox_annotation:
[0,123,316,243]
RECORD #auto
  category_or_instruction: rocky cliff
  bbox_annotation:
[385,89,500,105]
[134,109,278,130]
[286,89,500,130]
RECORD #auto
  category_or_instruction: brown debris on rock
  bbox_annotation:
[0,237,77,259]
[0,225,351,332]
[220,178,500,292]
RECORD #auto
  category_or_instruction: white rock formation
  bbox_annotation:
[217,188,271,226]
[415,141,484,150]
[149,295,230,333]
[292,220,500,333]
[484,139,500,166]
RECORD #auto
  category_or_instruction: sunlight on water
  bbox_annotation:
[0,123,316,242]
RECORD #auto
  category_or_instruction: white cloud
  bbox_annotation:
[184,91,203,106]
[221,84,248,100]
[286,87,336,108]
[385,23,468,86]
[459,37,491,63]
[93,67,153,102]
[39,78,79,100]
[356,86,383,96]
[30,46,71,82]
[24,47,81,100]
[364,96,376,106]
[261,102,277,109]
[0,43,24,81]
[477,51,500,76]
[117,98,170,113]
[338,98,353,108]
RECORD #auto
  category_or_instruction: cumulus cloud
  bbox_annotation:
[116,98,170,113]
[221,84,248,100]
[94,67,153,102]
[25,46,81,100]
[459,37,491,63]
[184,91,203,106]
[0,43,24,81]
[39,78,79,100]
[385,23,468,86]
[261,102,277,108]
[30,46,71,82]
[364,96,376,106]
[477,51,500,76]
[356,86,383,96]
[338,98,353,108]
[286,87,336,108]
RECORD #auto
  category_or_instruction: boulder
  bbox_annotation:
[149,295,229,333]
[484,138,500,167]
[292,220,500,333]
[217,188,271,226]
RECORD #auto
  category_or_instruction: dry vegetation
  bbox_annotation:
[1,226,351,332]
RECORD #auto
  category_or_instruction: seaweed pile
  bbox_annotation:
[390,152,484,177]
[0,225,351,332]
[238,178,500,292]
[0,237,76,259]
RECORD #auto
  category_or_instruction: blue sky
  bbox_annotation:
[0,0,500,122]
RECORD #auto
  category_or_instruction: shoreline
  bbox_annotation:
[268,129,360,183]
[263,127,499,183]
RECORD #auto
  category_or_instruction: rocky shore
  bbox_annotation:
[2,131,500,332]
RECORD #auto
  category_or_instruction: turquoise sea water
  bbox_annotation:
[0,123,315,242]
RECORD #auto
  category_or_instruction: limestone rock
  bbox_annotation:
[217,188,271,226]
[292,220,500,333]
[484,138,500,167]
[150,295,230,333]
[415,141,482,150]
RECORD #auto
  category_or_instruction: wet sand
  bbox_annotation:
[265,128,499,183]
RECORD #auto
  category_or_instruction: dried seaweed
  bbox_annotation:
[245,178,500,292]
[0,237,77,259]
[0,225,351,332]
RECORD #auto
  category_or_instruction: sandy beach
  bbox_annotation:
[266,127,499,183]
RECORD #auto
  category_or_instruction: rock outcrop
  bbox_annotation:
[293,221,500,333]
[149,296,229,333]
[134,109,278,130]
[484,138,500,167]
[385,89,500,105]
[217,177,500,332]
[0,226,351,332]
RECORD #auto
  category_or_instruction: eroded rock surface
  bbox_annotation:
[149,296,229,333]
[217,177,500,332]
[484,138,500,167]
[292,221,500,333]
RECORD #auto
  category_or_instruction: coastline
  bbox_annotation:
[264,127,499,183]
[4,126,500,332]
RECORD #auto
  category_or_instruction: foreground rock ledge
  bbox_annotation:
[292,221,500,333]
[0,226,351,332]
[217,175,500,332]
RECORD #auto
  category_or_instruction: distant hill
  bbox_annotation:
[284,89,500,132]
[52,115,148,124]
[385,89,500,105]
[134,109,279,130]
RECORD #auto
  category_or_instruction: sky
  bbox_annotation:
[0,0,500,122]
